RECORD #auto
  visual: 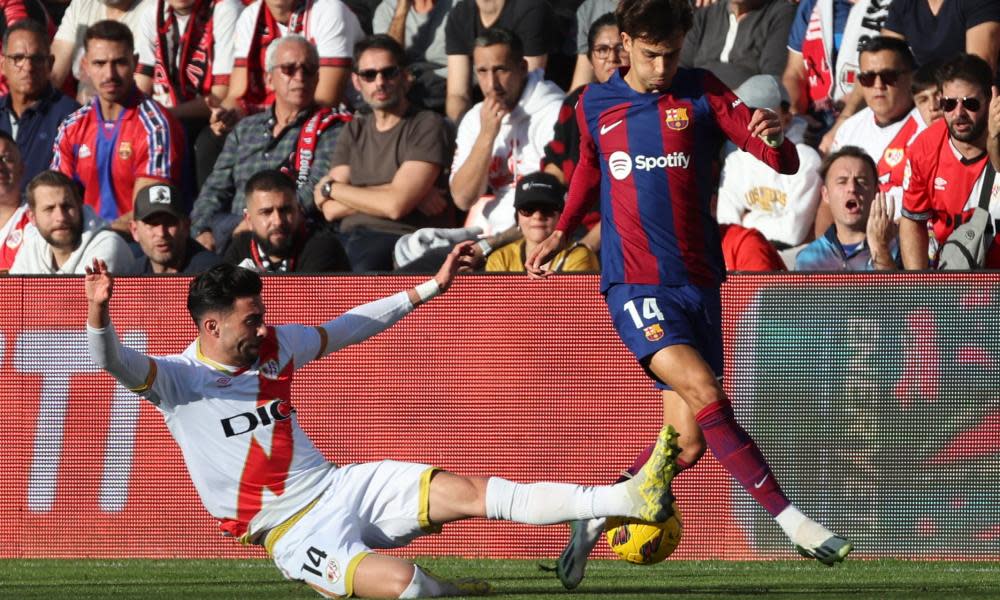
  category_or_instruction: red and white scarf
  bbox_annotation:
[280,106,351,187]
[152,0,216,106]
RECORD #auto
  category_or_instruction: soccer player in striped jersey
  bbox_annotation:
[527,0,852,589]
[85,248,682,599]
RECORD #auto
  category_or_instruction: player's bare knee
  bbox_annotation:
[429,472,488,521]
[683,382,724,412]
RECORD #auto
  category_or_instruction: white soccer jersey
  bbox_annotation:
[88,290,418,540]
[832,107,924,174]
[143,325,335,538]
[233,0,363,69]
[832,106,925,216]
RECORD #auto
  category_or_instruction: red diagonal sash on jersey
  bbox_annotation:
[878,115,919,192]
[220,327,296,538]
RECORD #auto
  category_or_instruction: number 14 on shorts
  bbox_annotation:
[624,298,665,341]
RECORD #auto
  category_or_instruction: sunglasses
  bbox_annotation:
[857,69,906,87]
[356,65,401,82]
[274,62,318,77]
[517,205,558,218]
[939,96,982,112]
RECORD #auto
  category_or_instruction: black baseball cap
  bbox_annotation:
[514,172,566,212]
[133,182,186,221]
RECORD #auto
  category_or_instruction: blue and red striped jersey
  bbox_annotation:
[51,89,184,222]
[558,67,798,290]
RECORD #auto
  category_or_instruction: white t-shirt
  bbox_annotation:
[135,0,244,106]
[233,0,363,69]
[55,0,154,81]
[717,143,823,247]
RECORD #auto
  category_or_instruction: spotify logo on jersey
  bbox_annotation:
[608,151,633,180]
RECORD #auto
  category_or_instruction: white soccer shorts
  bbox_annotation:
[267,460,441,597]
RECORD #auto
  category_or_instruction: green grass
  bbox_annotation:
[1,558,999,600]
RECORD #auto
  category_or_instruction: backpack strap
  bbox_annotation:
[977,160,996,210]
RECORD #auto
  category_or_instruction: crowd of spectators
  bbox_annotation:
[1,0,999,277]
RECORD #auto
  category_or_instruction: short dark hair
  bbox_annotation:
[84,20,134,55]
[473,27,524,63]
[244,169,297,200]
[819,146,878,183]
[0,129,16,147]
[353,34,406,68]
[3,19,49,54]
[26,171,81,210]
[187,263,263,324]
[937,53,993,98]
[587,13,619,56]
[912,61,940,95]
[859,36,915,72]
[616,0,692,44]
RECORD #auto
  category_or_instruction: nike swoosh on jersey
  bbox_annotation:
[600,120,623,135]
[754,475,769,488]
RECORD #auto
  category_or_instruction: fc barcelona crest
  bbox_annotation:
[664,107,689,131]
[883,147,904,168]
[644,323,664,341]
[118,141,132,160]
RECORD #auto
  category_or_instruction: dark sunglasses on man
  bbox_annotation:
[856,69,907,88]
[356,66,401,82]
[275,62,319,77]
[939,96,982,112]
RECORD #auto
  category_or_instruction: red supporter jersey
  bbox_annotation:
[720,224,787,272]
[51,91,184,221]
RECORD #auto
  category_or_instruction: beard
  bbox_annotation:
[255,228,295,259]
[947,115,988,143]
[41,219,83,251]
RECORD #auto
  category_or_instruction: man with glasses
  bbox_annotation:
[900,53,1000,269]
[0,19,79,189]
[51,20,185,235]
[222,0,363,116]
[314,35,452,272]
[191,35,349,255]
[831,37,924,216]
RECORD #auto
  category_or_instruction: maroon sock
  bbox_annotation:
[695,400,790,516]
[616,438,695,484]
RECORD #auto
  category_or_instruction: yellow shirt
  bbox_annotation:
[485,240,599,273]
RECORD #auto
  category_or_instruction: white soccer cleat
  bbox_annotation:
[791,519,853,566]
[555,518,606,590]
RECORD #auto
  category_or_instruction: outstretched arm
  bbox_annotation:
[313,242,477,359]
[85,259,158,396]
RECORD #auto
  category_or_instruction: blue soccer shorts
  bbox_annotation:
[604,283,723,390]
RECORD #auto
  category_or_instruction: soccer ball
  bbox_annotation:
[604,503,682,565]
